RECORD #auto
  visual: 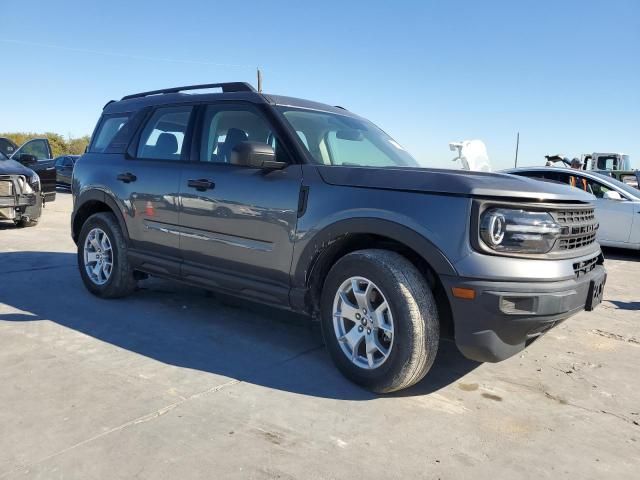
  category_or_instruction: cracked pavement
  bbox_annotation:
[0,192,638,479]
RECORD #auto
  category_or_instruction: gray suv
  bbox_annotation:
[72,82,606,392]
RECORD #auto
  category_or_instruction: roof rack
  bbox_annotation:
[121,82,256,101]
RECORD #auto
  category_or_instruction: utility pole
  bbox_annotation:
[257,67,263,93]
[514,132,520,168]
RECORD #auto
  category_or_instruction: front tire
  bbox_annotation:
[321,249,439,393]
[77,212,137,298]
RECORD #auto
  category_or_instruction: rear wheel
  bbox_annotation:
[77,212,137,298]
[321,249,439,393]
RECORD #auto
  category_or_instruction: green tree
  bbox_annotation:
[0,132,91,157]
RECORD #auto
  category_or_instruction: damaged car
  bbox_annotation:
[0,150,43,227]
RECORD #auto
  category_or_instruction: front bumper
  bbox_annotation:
[441,264,606,362]
[0,176,41,221]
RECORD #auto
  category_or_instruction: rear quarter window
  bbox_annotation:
[90,114,130,153]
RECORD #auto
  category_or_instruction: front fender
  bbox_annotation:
[291,216,457,289]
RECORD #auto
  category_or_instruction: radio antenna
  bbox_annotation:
[514,132,520,167]
[257,67,263,93]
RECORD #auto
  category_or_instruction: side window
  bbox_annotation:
[199,105,287,164]
[15,139,50,161]
[584,179,614,199]
[55,156,65,167]
[64,157,74,167]
[91,115,129,153]
[137,106,193,161]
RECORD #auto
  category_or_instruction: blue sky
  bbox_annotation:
[1,0,637,169]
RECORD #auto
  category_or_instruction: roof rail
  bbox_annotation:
[121,82,256,101]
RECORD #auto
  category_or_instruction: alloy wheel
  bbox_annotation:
[83,227,113,285]
[332,276,394,369]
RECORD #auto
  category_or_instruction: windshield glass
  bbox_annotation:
[593,172,640,199]
[278,107,419,168]
[0,151,8,160]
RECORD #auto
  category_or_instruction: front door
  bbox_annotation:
[582,176,634,243]
[178,103,302,305]
[12,138,56,201]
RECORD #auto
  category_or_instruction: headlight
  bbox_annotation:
[480,208,561,254]
[30,172,41,191]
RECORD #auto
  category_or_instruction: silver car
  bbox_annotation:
[506,167,640,250]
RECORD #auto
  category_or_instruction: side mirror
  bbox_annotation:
[603,190,623,201]
[231,142,286,170]
[16,153,37,167]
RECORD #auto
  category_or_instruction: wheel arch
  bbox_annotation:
[292,218,456,337]
[72,189,129,245]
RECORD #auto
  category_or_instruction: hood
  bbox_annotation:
[0,159,36,177]
[316,166,594,202]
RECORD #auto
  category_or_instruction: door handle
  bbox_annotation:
[45,167,55,171]
[188,179,215,191]
[117,172,137,183]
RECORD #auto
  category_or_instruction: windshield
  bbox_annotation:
[592,172,640,200]
[278,107,419,168]
[0,151,8,160]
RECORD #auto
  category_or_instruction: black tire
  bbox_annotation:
[321,249,439,393]
[77,212,137,298]
[15,217,39,228]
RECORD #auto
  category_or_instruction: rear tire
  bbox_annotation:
[321,249,439,393]
[77,212,137,298]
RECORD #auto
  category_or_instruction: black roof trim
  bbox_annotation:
[121,82,256,101]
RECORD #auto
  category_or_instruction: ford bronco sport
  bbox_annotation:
[72,82,606,393]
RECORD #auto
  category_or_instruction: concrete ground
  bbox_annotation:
[0,191,638,480]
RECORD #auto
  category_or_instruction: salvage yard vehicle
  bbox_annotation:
[72,82,607,393]
[55,154,80,189]
[9,138,56,203]
[0,150,43,227]
[582,152,632,171]
[507,167,640,251]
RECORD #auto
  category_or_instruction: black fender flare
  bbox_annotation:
[292,217,457,289]
[72,189,130,243]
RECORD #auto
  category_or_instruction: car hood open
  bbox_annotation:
[0,159,36,177]
[316,166,594,202]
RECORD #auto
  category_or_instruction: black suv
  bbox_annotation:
[72,82,606,392]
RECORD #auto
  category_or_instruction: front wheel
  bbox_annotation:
[77,212,137,298]
[321,249,439,393]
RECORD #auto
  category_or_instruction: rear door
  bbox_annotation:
[177,102,302,304]
[112,105,194,274]
[12,138,56,202]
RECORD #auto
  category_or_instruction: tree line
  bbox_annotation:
[0,132,91,157]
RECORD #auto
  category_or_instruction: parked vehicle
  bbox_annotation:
[0,150,43,227]
[506,167,640,250]
[55,154,80,189]
[582,152,631,171]
[8,138,56,202]
[72,82,606,392]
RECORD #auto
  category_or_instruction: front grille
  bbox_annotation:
[0,178,14,197]
[552,207,598,251]
[573,254,599,278]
